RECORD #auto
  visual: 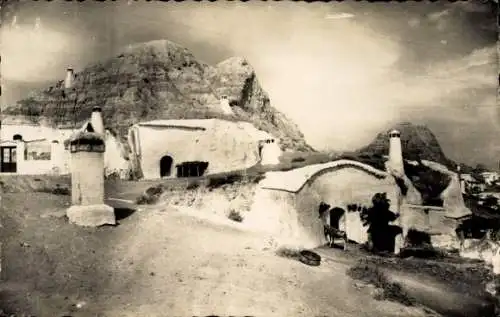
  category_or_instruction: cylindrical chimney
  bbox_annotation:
[219,95,233,115]
[388,129,404,175]
[90,106,105,135]
[65,67,74,89]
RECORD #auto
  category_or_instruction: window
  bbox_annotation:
[175,161,209,178]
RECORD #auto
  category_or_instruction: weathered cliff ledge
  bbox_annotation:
[3,39,313,152]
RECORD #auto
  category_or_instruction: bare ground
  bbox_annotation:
[1,191,435,317]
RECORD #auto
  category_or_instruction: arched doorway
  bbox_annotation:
[160,156,173,177]
[329,207,346,229]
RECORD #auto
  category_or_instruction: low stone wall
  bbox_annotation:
[400,204,462,250]
[157,181,257,223]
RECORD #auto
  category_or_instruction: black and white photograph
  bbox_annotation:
[0,0,499,316]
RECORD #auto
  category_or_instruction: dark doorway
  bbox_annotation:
[329,207,346,229]
[175,161,209,178]
[160,156,173,177]
[1,146,17,173]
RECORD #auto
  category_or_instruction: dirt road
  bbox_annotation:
[1,192,432,317]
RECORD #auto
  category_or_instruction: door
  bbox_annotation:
[160,156,173,177]
[1,146,17,173]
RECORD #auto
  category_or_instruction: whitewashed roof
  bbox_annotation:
[259,159,389,193]
[136,118,274,140]
[137,119,216,129]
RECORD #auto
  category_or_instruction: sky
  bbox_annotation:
[1,0,499,169]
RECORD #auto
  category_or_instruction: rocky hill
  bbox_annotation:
[340,122,462,206]
[2,39,313,152]
[356,122,457,170]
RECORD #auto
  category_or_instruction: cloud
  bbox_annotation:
[408,18,421,28]
[2,2,497,166]
[427,9,450,22]
[427,9,452,31]
[161,4,497,158]
[1,22,80,82]
[324,13,355,20]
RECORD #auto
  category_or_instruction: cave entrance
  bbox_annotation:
[160,156,173,177]
[329,207,346,229]
[175,161,209,178]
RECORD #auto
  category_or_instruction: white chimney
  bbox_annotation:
[90,106,105,135]
[220,95,233,115]
[65,67,74,89]
[388,129,404,175]
[260,138,282,166]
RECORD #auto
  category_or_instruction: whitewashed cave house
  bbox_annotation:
[0,116,72,175]
[127,96,283,180]
[0,68,130,178]
[245,129,472,251]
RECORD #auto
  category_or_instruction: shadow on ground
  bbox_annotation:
[114,208,136,222]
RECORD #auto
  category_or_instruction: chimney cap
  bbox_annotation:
[221,95,228,99]
[67,67,74,71]
[389,129,401,137]
[92,106,102,112]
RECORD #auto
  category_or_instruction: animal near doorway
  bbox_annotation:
[160,155,173,177]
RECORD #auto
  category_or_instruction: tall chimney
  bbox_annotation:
[457,165,466,194]
[65,67,74,89]
[219,95,233,115]
[388,129,404,175]
[90,106,105,135]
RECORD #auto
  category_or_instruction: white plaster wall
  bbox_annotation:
[0,124,60,142]
[399,205,461,236]
[298,168,400,245]
[421,160,472,219]
[247,165,402,249]
[245,187,313,249]
[1,124,73,175]
[133,119,273,179]
[261,142,282,165]
[104,131,130,179]
[71,151,105,206]
[1,123,130,177]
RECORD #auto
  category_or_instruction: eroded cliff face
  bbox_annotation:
[4,39,313,153]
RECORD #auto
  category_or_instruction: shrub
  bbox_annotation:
[275,247,301,260]
[228,209,243,222]
[347,263,415,306]
[207,173,243,189]
[291,157,306,163]
[136,184,164,205]
[36,184,70,196]
[186,181,200,190]
[406,229,432,247]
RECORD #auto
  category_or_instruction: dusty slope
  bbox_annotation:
[2,191,432,317]
[3,39,312,152]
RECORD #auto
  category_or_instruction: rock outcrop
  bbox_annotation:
[358,122,456,169]
[3,39,313,152]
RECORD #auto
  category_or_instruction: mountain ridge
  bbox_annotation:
[2,39,314,152]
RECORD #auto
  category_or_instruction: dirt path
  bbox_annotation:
[1,192,433,317]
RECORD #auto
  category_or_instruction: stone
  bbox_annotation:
[66,204,116,227]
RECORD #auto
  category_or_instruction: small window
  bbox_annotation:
[13,134,22,141]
